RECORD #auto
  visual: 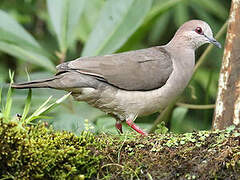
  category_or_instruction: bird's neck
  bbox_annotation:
[165,44,195,79]
[166,35,197,50]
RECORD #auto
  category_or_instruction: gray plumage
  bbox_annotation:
[12,20,221,135]
[56,46,172,91]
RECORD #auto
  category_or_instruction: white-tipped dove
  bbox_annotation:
[12,20,221,136]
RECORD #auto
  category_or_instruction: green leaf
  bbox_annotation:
[0,10,55,71]
[144,0,183,26]
[47,0,85,52]
[82,0,152,56]
[77,0,105,43]
[0,42,55,72]
[25,96,53,123]
[174,2,189,27]
[0,87,2,105]
[3,72,14,121]
[0,10,40,48]
[21,89,32,121]
[148,11,170,44]
[193,69,218,99]
[170,107,188,133]
[0,71,14,122]
[190,3,222,32]
[25,92,71,123]
[155,121,168,134]
[193,0,228,20]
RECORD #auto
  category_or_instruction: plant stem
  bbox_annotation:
[176,102,215,109]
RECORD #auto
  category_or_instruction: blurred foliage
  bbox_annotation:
[0,0,230,134]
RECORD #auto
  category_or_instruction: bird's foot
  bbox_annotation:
[126,119,148,136]
[115,121,123,134]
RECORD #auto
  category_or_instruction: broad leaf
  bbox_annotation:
[77,0,105,43]
[0,42,55,72]
[144,0,183,26]
[82,0,152,56]
[0,10,55,71]
[0,10,40,48]
[195,0,228,20]
[174,2,189,27]
[47,0,85,52]
[148,11,170,44]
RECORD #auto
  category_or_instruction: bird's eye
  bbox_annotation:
[195,27,203,35]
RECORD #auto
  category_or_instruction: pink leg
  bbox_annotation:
[126,119,148,136]
[115,121,123,134]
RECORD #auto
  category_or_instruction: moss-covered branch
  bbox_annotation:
[0,120,240,179]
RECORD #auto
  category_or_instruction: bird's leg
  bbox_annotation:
[115,121,123,134]
[126,119,148,136]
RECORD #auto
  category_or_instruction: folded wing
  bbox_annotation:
[57,46,173,91]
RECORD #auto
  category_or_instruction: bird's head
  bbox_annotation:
[172,20,221,49]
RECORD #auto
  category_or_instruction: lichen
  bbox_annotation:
[0,119,240,179]
[98,126,240,179]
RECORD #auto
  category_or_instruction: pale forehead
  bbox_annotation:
[181,20,210,31]
[176,20,213,36]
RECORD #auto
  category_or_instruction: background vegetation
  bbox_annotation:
[0,0,230,135]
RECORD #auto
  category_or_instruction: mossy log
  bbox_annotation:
[0,120,240,179]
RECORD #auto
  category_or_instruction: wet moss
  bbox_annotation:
[0,119,240,179]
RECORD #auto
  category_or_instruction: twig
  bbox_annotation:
[176,102,215,109]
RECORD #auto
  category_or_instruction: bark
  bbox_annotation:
[213,0,240,130]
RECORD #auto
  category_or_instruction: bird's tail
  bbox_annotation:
[11,77,60,89]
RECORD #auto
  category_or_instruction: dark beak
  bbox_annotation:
[204,35,222,48]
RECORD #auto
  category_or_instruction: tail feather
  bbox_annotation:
[12,71,100,90]
[11,77,58,89]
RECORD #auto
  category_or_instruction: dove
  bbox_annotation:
[12,20,221,136]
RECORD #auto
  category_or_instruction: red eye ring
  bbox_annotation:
[195,27,203,35]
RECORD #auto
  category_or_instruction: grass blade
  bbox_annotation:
[21,89,32,121]
[3,85,13,121]
[40,92,72,114]
[25,96,52,123]
[2,70,15,121]
[25,92,71,123]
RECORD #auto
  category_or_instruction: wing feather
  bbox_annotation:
[56,46,173,91]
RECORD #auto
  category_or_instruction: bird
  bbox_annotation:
[12,20,221,136]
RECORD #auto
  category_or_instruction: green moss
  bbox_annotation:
[0,120,102,179]
[1,119,240,179]
[98,128,240,179]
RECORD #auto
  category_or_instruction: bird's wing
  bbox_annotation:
[56,46,173,91]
